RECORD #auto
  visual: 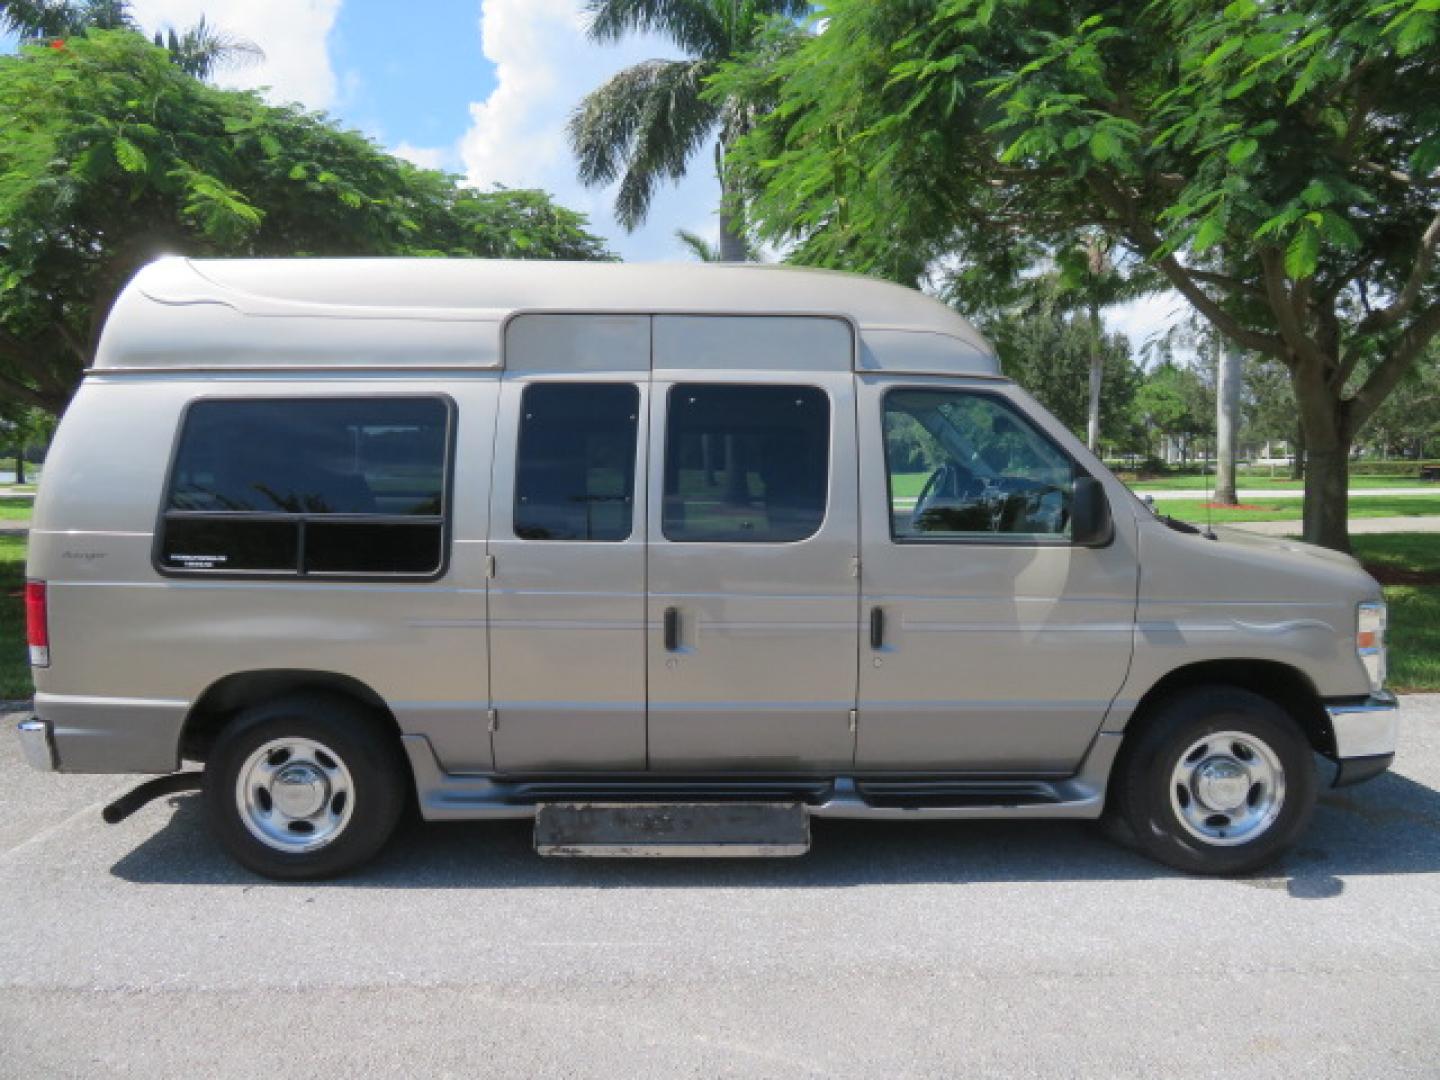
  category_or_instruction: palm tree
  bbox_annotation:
[155,16,262,79]
[1051,232,1155,452]
[569,0,810,262]
[675,228,720,262]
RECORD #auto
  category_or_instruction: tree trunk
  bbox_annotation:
[1292,364,1350,551]
[1086,304,1102,452]
[1214,343,1242,505]
[13,449,24,486]
[717,200,747,263]
[1302,445,1350,551]
[1290,420,1305,481]
[715,139,748,263]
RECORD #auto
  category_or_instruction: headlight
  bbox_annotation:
[1357,601,1387,693]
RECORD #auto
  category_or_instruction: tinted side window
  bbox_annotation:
[884,389,1075,541]
[514,383,639,541]
[663,384,829,543]
[159,397,450,576]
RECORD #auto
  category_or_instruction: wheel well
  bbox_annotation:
[1124,660,1335,758]
[179,670,399,763]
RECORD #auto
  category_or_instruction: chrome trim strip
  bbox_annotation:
[1328,691,1400,759]
[17,718,56,772]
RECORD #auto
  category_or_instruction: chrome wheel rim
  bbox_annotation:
[236,737,355,853]
[1169,730,1286,847]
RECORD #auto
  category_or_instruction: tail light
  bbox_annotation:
[25,580,49,668]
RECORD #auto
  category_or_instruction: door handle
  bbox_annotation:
[664,606,680,652]
[869,606,885,650]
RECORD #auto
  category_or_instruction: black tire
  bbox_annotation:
[1110,686,1317,875]
[203,693,407,881]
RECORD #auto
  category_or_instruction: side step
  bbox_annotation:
[534,801,810,858]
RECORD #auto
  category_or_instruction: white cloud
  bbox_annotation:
[1105,290,1191,355]
[458,0,718,262]
[391,142,449,171]
[127,0,343,110]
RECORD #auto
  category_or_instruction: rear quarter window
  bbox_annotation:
[157,396,452,578]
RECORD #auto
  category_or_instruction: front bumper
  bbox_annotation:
[1327,691,1399,787]
[17,717,56,772]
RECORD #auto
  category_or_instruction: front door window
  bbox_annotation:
[883,389,1076,541]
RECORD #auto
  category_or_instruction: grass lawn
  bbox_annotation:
[1158,495,1440,523]
[0,535,32,700]
[1349,534,1440,693]
[1128,473,1429,491]
[891,472,1440,506]
[0,496,34,521]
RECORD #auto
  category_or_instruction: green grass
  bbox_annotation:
[1128,473,1428,491]
[894,471,1438,503]
[0,496,34,521]
[0,535,32,700]
[1350,534,1440,693]
[1158,495,1440,523]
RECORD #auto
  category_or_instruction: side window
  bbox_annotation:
[663,384,829,543]
[159,397,450,576]
[514,383,639,541]
[884,389,1076,541]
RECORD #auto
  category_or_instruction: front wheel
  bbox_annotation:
[1111,687,1317,875]
[203,694,407,880]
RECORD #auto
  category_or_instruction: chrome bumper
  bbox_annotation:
[1328,691,1399,759]
[17,717,56,772]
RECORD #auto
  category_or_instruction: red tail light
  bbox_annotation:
[25,580,49,667]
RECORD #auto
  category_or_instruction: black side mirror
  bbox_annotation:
[1070,475,1113,546]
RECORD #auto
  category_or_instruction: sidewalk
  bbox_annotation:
[1226,515,1440,536]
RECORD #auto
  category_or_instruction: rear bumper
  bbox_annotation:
[19,694,186,773]
[1327,691,1399,786]
[17,717,56,772]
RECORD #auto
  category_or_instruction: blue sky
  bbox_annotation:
[4,0,1174,343]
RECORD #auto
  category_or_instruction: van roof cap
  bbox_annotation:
[93,257,1000,377]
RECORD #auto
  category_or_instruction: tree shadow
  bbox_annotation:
[110,768,1440,895]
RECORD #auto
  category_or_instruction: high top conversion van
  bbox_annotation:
[18,258,1398,879]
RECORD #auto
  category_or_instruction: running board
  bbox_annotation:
[400,732,1123,824]
[534,802,810,858]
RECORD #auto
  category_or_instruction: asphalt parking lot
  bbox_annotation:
[2,700,1438,1078]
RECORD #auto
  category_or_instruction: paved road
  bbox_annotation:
[2,701,1439,1078]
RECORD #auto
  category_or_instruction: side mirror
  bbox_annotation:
[1071,475,1113,546]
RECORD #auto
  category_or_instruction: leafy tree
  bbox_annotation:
[982,289,1142,456]
[568,0,810,262]
[0,31,612,413]
[1133,360,1213,465]
[1,0,260,76]
[0,401,53,482]
[717,0,1440,550]
[1358,345,1440,459]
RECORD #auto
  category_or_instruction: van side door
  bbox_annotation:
[487,315,650,771]
[855,376,1138,771]
[645,316,860,771]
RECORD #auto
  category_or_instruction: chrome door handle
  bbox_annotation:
[664,607,680,652]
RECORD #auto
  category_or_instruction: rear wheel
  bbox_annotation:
[203,694,407,880]
[1111,687,1317,875]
